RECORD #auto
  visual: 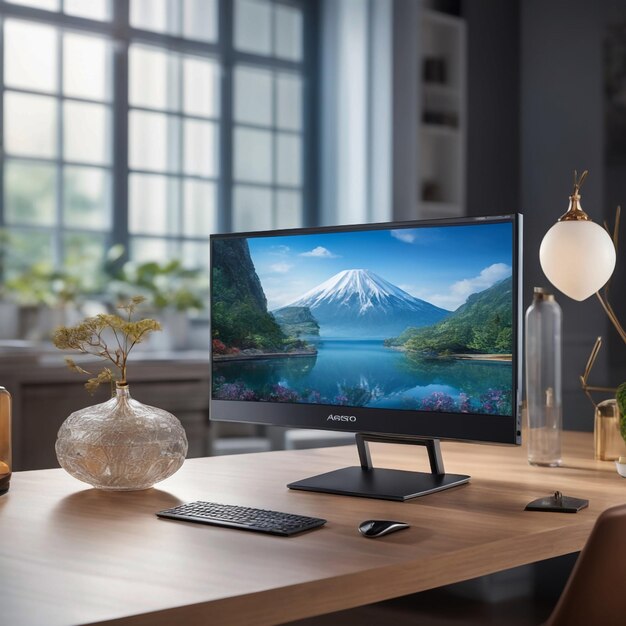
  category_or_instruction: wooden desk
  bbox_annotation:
[1,431,623,626]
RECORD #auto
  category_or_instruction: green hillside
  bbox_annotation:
[385,277,513,356]
[211,238,285,351]
[273,306,320,338]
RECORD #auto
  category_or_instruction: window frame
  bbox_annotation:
[0,0,318,277]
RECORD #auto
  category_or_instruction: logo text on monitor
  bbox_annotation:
[327,414,357,422]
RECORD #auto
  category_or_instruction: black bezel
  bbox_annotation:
[210,214,523,445]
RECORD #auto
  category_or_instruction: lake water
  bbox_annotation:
[213,339,513,415]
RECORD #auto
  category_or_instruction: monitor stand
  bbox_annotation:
[287,433,470,501]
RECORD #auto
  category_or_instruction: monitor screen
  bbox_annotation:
[210,215,522,445]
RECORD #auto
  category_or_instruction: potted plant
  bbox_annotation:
[105,249,207,351]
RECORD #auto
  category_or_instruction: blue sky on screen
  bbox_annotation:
[247,222,513,311]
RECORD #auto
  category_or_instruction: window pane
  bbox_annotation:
[4,20,57,92]
[64,34,109,101]
[131,237,176,263]
[64,232,106,290]
[182,241,209,271]
[64,166,110,230]
[129,45,179,111]
[5,160,56,226]
[234,127,272,183]
[64,0,110,20]
[130,0,179,35]
[233,185,272,231]
[5,0,59,12]
[184,120,217,177]
[183,0,217,42]
[129,173,179,235]
[64,101,110,164]
[235,0,271,56]
[235,66,272,126]
[6,229,54,276]
[183,180,216,237]
[183,56,219,118]
[276,134,301,186]
[277,73,302,131]
[276,190,302,228]
[274,5,303,61]
[4,93,57,158]
[129,110,179,172]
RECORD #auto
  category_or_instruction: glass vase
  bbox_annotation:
[594,399,626,461]
[56,383,188,491]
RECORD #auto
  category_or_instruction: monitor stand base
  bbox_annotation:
[287,434,470,502]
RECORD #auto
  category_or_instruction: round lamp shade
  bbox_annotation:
[540,220,616,301]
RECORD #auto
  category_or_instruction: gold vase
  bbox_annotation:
[594,399,626,461]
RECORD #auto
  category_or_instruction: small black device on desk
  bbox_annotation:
[525,491,589,513]
[156,501,327,536]
[358,519,410,538]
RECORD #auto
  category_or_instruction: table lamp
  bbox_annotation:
[539,170,616,302]
[539,170,625,409]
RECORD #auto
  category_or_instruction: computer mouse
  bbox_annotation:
[358,520,410,538]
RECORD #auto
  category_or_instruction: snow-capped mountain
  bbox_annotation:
[275,269,449,338]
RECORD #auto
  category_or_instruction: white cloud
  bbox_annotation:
[264,279,309,310]
[269,262,292,274]
[300,246,339,258]
[391,230,416,244]
[270,245,290,255]
[425,263,512,311]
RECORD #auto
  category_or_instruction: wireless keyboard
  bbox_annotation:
[156,501,327,536]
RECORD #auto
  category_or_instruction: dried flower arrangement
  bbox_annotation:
[52,296,161,393]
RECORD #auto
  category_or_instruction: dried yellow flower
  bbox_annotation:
[52,298,162,393]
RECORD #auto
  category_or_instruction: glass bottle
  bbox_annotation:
[0,387,11,495]
[525,287,562,466]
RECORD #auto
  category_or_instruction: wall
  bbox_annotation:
[464,0,520,217]
[521,0,626,429]
[391,0,419,221]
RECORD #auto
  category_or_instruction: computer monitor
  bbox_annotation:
[210,214,522,501]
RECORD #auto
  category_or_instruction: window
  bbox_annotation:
[232,0,306,232]
[127,45,220,265]
[2,17,113,283]
[0,0,314,293]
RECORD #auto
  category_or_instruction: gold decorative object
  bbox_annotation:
[594,399,626,461]
[558,170,590,221]
[577,205,624,460]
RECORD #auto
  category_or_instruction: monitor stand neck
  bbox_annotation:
[287,433,470,501]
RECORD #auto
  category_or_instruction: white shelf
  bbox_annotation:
[422,123,459,138]
[416,6,466,219]
[423,82,460,98]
